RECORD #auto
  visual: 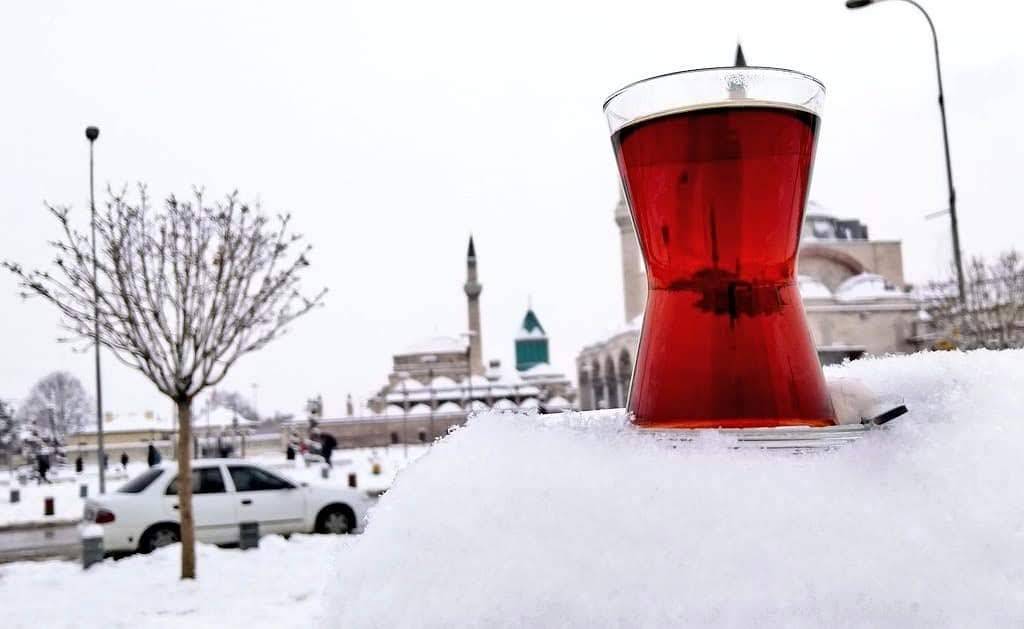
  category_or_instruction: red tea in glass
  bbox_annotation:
[604,68,836,429]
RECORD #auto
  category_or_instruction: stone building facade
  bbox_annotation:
[576,197,925,411]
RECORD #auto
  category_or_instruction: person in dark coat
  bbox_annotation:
[120,452,129,469]
[36,451,51,484]
[320,432,338,467]
[147,443,162,467]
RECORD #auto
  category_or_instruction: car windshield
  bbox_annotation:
[117,468,164,494]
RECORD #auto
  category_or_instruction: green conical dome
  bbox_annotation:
[515,309,549,371]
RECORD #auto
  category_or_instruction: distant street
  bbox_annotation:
[0,523,80,563]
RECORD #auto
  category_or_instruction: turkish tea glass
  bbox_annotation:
[604,67,836,429]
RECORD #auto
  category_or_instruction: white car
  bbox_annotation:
[82,459,370,553]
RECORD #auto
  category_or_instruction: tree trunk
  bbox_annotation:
[176,398,196,579]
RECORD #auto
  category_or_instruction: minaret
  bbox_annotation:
[464,236,485,375]
[614,192,646,322]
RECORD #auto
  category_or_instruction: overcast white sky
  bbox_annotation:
[1,0,1021,420]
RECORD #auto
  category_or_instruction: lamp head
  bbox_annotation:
[846,0,875,8]
[85,126,100,141]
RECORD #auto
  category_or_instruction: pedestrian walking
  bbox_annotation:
[36,450,51,484]
[120,452,129,470]
[320,431,338,467]
[147,443,162,467]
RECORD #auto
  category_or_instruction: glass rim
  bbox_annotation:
[602,65,826,112]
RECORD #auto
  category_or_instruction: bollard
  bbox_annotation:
[239,521,259,550]
[9,488,19,503]
[371,462,381,476]
[79,484,88,498]
[44,496,55,516]
[347,473,357,488]
[321,466,330,479]
[81,524,104,569]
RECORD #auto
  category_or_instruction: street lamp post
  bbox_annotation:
[845,0,966,302]
[85,125,107,493]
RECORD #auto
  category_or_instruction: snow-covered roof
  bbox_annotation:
[73,411,171,435]
[519,362,564,378]
[469,400,490,412]
[835,273,908,302]
[518,398,539,410]
[465,374,491,388]
[385,404,405,417]
[515,326,547,341]
[492,399,516,411]
[431,376,458,389]
[198,407,256,429]
[543,396,571,411]
[437,401,463,414]
[583,315,644,351]
[409,403,433,416]
[396,377,424,391]
[797,275,832,300]
[398,336,468,356]
[515,309,547,341]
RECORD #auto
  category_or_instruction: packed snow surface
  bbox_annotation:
[2,351,1021,628]
[2,534,347,629]
[326,350,1024,628]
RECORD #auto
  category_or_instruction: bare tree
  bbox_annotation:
[18,371,92,442]
[926,250,1024,350]
[205,389,259,423]
[4,186,326,579]
[0,400,17,471]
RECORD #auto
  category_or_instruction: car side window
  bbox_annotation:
[118,468,164,494]
[165,467,228,495]
[228,466,294,491]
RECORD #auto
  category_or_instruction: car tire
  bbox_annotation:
[315,505,354,535]
[139,523,181,553]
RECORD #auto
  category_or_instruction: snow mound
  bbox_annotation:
[324,350,1024,628]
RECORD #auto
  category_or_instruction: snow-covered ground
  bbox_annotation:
[0,445,429,528]
[2,350,1022,628]
[2,534,349,628]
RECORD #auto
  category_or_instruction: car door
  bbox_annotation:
[164,465,238,544]
[226,464,306,535]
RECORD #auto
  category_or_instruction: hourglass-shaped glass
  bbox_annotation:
[605,67,836,429]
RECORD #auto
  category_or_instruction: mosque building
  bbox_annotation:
[367,237,575,416]
[300,238,576,447]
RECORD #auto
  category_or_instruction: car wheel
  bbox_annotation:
[140,524,180,553]
[316,505,354,535]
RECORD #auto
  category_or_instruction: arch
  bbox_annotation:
[617,349,633,405]
[591,359,604,410]
[577,367,592,410]
[799,245,865,275]
[604,355,619,408]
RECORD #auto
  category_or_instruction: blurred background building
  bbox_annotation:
[575,196,926,411]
